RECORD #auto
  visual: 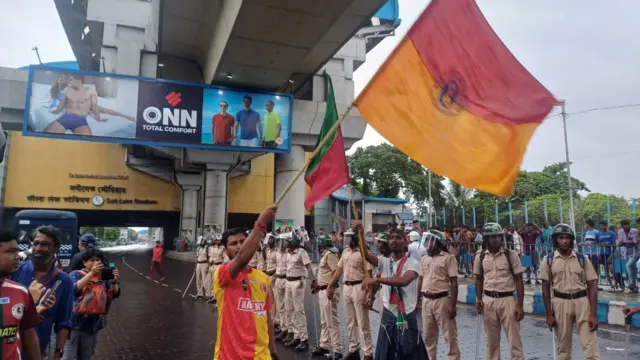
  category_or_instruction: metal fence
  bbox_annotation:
[450,241,640,290]
[425,197,640,241]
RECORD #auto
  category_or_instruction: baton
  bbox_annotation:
[182,271,195,300]
[474,313,482,360]
[624,315,632,360]
[551,328,557,360]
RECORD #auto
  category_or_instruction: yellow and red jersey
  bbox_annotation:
[213,263,272,360]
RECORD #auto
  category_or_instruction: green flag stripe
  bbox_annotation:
[306,74,340,176]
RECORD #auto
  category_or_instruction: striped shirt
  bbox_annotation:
[213,263,272,360]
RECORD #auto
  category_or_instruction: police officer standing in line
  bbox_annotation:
[541,224,600,360]
[327,229,374,360]
[248,233,262,270]
[283,231,317,351]
[311,234,343,359]
[473,223,526,360]
[419,230,461,359]
[364,232,391,310]
[195,236,210,300]
[264,233,278,324]
[274,233,289,339]
[208,235,225,304]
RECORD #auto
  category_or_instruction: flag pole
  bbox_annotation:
[273,103,355,206]
[348,184,370,280]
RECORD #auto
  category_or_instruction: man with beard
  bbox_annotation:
[541,224,600,360]
[11,226,73,360]
[212,205,278,360]
[473,223,525,360]
[0,229,44,360]
[420,230,460,359]
[362,227,427,360]
[327,229,373,360]
[311,234,343,359]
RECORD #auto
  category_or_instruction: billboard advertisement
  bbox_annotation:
[23,66,293,153]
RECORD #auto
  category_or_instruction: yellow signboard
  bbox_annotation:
[4,133,181,211]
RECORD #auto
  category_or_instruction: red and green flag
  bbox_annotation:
[304,74,350,209]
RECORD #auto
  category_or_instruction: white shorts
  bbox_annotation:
[240,138,259,147]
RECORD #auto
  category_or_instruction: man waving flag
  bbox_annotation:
[355,0,557,197]
[304,74,350,209]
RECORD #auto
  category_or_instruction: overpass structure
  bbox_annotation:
[0,0,401,238]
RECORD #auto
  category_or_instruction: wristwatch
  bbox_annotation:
[54,348,64,356]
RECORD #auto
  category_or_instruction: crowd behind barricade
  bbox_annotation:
[0,227,121,360]
[204,205,640,360]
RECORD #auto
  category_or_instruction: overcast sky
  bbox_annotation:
[2,0,640,198]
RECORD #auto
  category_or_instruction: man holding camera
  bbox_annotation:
[63,248,120,360]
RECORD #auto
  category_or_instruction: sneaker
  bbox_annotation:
[160,277,165,281]
[284,338,300,348]
[295,340,309,352]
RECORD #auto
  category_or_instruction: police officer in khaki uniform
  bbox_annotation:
[283,231,318,351]
[195,237,210,300]
[541,224,600,360]
[327,229,374,360]
[473,223,526,360]
[274,233,289,338]
[420,230,461,359]
[208,235,225,303]
[263,233,278,323]
[312,234,343,359]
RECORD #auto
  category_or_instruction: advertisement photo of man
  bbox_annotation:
[263,100,281,148]
[211,101,234,145]
[234,95,263,147]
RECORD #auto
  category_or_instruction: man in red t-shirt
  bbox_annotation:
[212,101,235,145]
[0,229,42,360]
[151,241,165,281]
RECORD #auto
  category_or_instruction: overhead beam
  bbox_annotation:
[203,0,244,84]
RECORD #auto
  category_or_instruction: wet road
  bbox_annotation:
[95,248,640,359]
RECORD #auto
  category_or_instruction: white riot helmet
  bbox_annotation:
[409,231,420,242]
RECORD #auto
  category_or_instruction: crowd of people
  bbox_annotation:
[205,205,640,360]
[0,228,120,360]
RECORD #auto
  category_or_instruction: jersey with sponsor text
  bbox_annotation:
[0,279,40,360]
[213,263,272,360]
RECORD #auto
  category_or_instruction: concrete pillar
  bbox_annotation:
[181,185,200,233]
[204,168,227,231]
[275,145,306,229]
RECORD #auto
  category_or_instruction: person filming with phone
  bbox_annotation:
[64,248,120,360]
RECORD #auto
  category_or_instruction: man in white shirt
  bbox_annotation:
[363,228,428,360]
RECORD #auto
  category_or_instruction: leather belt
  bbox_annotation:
[213,262,223,265]
[421,291,449,300]
[276,274,286,279]
[344,280,363,286]
[318,284,339,290]
[483,290,514,298]
[197,261,208,264]
[553,290,587,300]
[287,276,304,281]
[265,270,276,276]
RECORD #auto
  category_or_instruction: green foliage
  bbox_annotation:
[103,228,120,242]
[79,227,121,243]
[127,228,138,241]
[347,144,446,211]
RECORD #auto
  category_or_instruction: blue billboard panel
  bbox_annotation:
[23,66,293,154]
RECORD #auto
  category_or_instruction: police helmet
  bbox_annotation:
[482,223,503,236]
[422,230,447,251]
[318,234,333,248]
[551,223,575,247]
[285,231,301,247]
[409,231,421,242]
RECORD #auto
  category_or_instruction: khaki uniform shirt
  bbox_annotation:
[266,248,278,273]
[196,246,209,262]
[336,247,371,282]
[318,250,339,286]
[540,250,598,293]
[473,249,524,292]
[287,248,311,278]
[209,245,225,264]
[248,250,260,268]
[258,250,266,271]
[276,251,287,276]
[420,252,458,293]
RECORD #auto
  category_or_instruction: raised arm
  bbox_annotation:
[229,205,277,279]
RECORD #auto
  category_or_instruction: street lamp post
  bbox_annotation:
[561,100,576,230]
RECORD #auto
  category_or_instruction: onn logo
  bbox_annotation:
[165,92,182,107]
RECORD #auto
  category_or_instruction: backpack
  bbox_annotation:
[478,249,515,278]
[72,271,108,315]
[546,252,586,284]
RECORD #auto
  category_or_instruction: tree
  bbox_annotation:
[347,144,446,212]
[127,229,138,242]
[103,228,120,242]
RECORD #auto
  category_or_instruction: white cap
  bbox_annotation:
[409,231,420,242]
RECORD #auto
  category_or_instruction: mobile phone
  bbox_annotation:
[39,280,62,306]
[109,262,115,268]
[101,268,115,281]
